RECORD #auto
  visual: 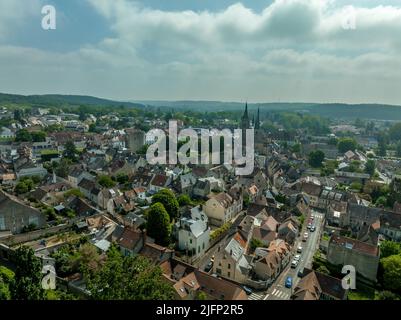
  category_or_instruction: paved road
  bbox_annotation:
[263,211,325,300]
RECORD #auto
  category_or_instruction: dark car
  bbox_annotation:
[242,286,253,295]
[204,261,213,273]
[297,268,305,278]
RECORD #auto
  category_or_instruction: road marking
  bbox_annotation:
[272,289,277,295]
[264,294,270,300]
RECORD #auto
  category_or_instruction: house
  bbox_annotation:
[203,192,243,226]
[327,235,379,282]
[149,174,171,193]
[0,190,46,233]
[68,169,94,188]
[379,211,401,242]
[161,259,247,300]
[97,187,123,214]
[253,239,291,283]
[140,241,175,264]
[117,228,145,257]
[213,232,252,283]
[15,163,48,179]
[291,269,347,300]
[174,206,210,259]
[0,127,15,139]
[132,187,147,201]
[78,178,101,203]
[277,218,299,244]
[251,216,278,246]
[192,179,211,198]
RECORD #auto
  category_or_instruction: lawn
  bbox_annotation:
[348,283,376,300]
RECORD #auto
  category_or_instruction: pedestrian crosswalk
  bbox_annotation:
[265,288,290,300]
[248,291,265,300]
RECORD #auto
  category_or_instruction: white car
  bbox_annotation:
[303,232,309,241]
[291,259,299,268]
[294,254,301,261]
[297,246,303,253]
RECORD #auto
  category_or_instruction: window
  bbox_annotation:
[228,263,231,270]
[227,272,231,277]
[202,242,205,249]
[0,216,5,230]
[190,239,192,244]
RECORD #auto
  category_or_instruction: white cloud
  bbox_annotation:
[1,0,401,104]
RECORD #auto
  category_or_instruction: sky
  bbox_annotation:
[1,0,401,104]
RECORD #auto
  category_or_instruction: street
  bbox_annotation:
[249,211,325,301]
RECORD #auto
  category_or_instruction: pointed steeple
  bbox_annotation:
[255,107,260,130]
[241,102,250,129]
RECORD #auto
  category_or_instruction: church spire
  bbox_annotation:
[255,107,260,130]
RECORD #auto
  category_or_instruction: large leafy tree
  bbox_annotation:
[364,159,376,176]
[84,245,174,300]
[0,266,14,300]
[151,189,179,220]
[63,140,78,162]
[98,175,116,188]
[381,255,401,293]
[12,246,44,300]
[337,137,357,153]
[380,241,401,259]
[308,150,325,168]
[147,203,171,246]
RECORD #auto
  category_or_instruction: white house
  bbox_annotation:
[0,127,15,139]
[175,206,210,259]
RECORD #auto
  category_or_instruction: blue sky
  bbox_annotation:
[1,0,401,104]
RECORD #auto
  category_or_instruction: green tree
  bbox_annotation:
[389,123,401,142]
[250,238,265,253]
[308,150,325,168]
[116,173,129,185]
[337,137,357,153]
[12,246,44,300]
[151,189,179,220]
[177,194,192,207]
[63,140,78,162]
[84,245,174,300]
[380,241,401,259]
[31,131,46,142]
[365,160,376,176]
[147,203,171,246]
[15,181,29,194]
[98,175,116,188]
[350,182,363,192]
[376,290,399,300]
[381,255,401,293]
[15,129,32,142]
[0,266,14,300]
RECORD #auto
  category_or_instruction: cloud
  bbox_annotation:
[1,0,401,104]
[0,0,42,41]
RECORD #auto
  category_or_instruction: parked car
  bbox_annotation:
[291,259,299,268]
[303,232,309,241]
[242,286,253,295]
[297,245,303,253]
[204,261,213,273]
[285,276,293,288]
[298,268,305,278]
[310,225,316,232]
[294,254,301,261]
